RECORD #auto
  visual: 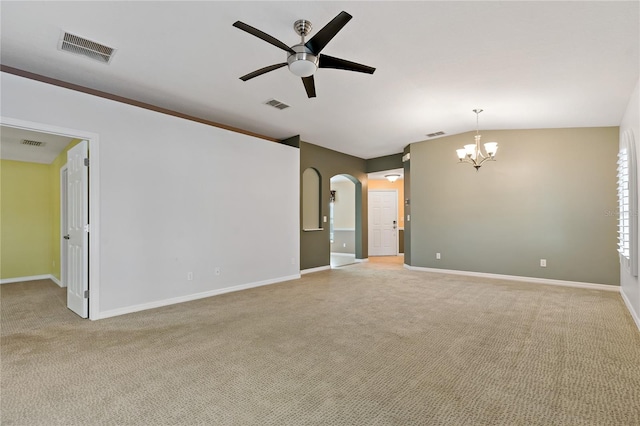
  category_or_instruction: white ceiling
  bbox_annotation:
[1,1,637,160]
[0,125,75,164]
[368,168,404,181]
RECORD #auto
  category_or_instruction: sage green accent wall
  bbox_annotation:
[302,168,321,230]
[300,141,367,270]
[407,127,619,285]
[281,135,300,148]
[1,160,53,279]
[366,153,403,173]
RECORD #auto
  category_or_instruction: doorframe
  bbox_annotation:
[368,189,399,256]
[1,116,101,320]
[60,165,68,288]
[329,174,357,268]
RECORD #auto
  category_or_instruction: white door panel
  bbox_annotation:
[66,141,89,318]
[369,190,397,256]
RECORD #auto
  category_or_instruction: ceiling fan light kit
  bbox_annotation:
[287,45,318,78]
[233,11,376,98]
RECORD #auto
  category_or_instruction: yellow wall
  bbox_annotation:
[368,179,405,228]
[0,139,81,280]
[1,160,53,278]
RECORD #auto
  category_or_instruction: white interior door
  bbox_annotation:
[60,166,68,287]
[369,190,398,256]
[66,141,89,318]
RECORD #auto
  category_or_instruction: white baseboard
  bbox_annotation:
[301,265,331,275]
[328,253,369,262]
[330,252,355,258]
[403,265,620,293]
[97,274,301,320]
[620,288,640,331]
[49,275,65,287]
[1,274,57,285]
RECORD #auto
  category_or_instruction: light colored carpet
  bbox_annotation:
[2,259,639,425]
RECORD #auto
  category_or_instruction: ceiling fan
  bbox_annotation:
[233,11,376,98]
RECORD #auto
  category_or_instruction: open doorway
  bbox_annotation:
[0,117,99,320]
[330,174,356,267]
[367,168,404,257]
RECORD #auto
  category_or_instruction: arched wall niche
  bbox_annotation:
[302,167,322,230]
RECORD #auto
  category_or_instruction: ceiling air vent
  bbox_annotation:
[21,139,46,147]
[427,131,446,138]
[264,99,290,110]
[58,31,116,64]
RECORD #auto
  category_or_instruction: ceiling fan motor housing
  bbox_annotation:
[233,11,374,97]
[287,44,318,77]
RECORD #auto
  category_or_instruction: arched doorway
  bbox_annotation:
[330,174,356,267]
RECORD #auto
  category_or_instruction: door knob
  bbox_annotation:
[63,235,70,240]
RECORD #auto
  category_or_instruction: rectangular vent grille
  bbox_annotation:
[21,139,45,147]
[58,31,116,64]
[427,131,446,138]
[265,99,290,110]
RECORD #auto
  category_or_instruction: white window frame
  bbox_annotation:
[617,130,638,277]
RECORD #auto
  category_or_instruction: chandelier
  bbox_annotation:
[456,109,498,171]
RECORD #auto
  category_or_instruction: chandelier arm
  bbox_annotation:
[459,157,474,165]
[455,108,497,171]
[476,156,496,167]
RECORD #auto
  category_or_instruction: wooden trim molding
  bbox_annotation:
[1,64,280,143]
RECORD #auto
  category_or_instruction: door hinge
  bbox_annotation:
[84,290,89,299]
[84,157,89,167]
[84,224,90,233]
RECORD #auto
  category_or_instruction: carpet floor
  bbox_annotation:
[2,258,639,425]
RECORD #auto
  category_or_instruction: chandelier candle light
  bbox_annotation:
[456,109,498,171]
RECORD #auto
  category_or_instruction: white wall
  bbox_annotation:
[330,179,356,229]
[620,77,640,329]
[1,72,300,319]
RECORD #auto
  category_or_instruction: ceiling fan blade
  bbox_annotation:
[318,54,376,74]
[239,63,287,81]
[305,11,352,55]
[302,76,316,98]
[233,21,295,54]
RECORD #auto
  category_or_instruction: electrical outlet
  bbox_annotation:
[436,253,441,260]
[291,257,295,265]
[540,259,547,268]
[343,243,346,248]
[323,216,327,223]
[187,272,193,281]
[215,267,221,276]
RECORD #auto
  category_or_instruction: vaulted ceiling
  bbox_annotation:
[1,1,638,159]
